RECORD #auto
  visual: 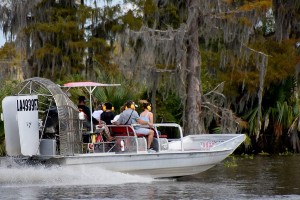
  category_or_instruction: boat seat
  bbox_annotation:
[113,132,145,137]
[107,125,168,138]
[154,134,168,138]
[108,125,143,137]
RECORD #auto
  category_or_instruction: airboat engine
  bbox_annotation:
[2,95,40,156]
[1,77,82,158]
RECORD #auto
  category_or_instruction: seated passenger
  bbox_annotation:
[100,102,115,125]
[140,102,153,124]
[96,123,115,142]
[140,102,160,135]
[78,96,90,119]
[114,100,155,151]
[96,102,115,142]
[78,96,98,127]
[92,103,103,122]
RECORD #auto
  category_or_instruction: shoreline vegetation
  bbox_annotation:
[1,0,300,155]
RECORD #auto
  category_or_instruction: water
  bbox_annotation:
[0,155,300,199]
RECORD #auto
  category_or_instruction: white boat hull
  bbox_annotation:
[37,148,233,178]
[33,134,245,178]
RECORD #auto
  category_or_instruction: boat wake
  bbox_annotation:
[0,157,154,187]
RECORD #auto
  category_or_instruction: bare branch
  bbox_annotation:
[242,43,272,57]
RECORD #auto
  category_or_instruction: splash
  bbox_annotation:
[0,157,154,187]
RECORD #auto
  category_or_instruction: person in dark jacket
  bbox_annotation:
[100,102,115,125]
[78,96,98,126]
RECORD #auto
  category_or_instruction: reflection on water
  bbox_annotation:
[1,155,300,199]
[188,155,300,196]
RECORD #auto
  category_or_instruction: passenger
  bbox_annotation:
[140,102,153,124]
[140,102,160,135]
[100,102,115,125]
[92,103,103,122]
[78,96,98,127]
[78,96,90,120]
[93,102,115,142]
[96,123,115,142]
[114,100,155,152]
[111,104,124,124]
[120,103,126,113]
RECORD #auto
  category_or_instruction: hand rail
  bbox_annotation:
[150,123,184,151]
[108,123,185,152]
[106,124,140,151]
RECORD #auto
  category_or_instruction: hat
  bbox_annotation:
[138,99,148,104]
[78,96,86,102]
[104,102,113,110]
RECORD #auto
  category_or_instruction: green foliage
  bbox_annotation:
[243,135,252,150]
[156,1,185,29]
[200,30,300,153]
[156,93,182,124]
[264,40,297,86]
[0,43,17,59]
[201,49,221,93]
[243,107,258,137]
[143,0,157,27]
[0,43,23,69]
[0,80,20,114]
[2,0,300,155]
[258,151,270,156]
[93,76,142,114]
[20,1,126,80]
[242,73,300,153]
[122,10,143,30]
[223,156,238,167]
[240,153,254,159]
[279,148,293,156]
[25,3,86,77]
[0,80,20,156]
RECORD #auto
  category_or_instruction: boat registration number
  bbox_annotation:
[200,141,215,149]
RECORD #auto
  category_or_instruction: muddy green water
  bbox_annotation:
[0,155,299,199]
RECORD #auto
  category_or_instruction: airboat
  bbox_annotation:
[1,77,245,178]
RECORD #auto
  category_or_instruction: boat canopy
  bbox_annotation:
[63,82,121,88]
[62,81,121,132]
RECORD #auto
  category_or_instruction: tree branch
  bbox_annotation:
[242,43,272,57]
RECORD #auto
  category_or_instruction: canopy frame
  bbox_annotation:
[62,82,121,132]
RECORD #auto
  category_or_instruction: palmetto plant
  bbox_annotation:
[244,76,300,152]
[92,74,142,114]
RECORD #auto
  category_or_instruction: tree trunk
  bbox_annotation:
[291,129,300,153]
[273,0,295,42]
[184,0,202,135]
[151,71,158,123]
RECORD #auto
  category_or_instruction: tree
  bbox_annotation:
[0,0,123,80]
[2,0,300,153]
[116,0,274,135]
[184,0,202,134]
[273,0,300,42]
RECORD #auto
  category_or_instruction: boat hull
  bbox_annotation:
[38,149,232,178]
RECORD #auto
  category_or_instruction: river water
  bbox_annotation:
[0,155,300,199]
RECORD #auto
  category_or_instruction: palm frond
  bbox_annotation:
[243,107,258,136]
